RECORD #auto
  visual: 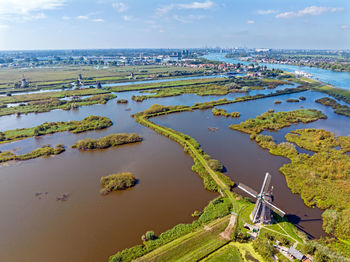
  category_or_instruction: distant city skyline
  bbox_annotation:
[0,0,349,50]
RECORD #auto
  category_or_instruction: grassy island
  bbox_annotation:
[286,98,299,102]
[316,97,350,117]
[129,77,293,102]
[212,108,240,118]
[0,92,116,117]
[100,172,137,195]
[0,115,113,144]
[229,109,326,135]
[117,99,128,104]
[72,133,142,150]
[0,144,65,164]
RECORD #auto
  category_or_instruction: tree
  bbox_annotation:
[141,231,156,242]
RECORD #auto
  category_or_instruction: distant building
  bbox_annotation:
[21,76,28,88]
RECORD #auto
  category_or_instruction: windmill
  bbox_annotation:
[237,172,285,224]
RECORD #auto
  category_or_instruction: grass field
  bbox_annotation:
[203,242,264,262]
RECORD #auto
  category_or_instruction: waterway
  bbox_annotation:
[0,73,349,261]
[204,53,350,91]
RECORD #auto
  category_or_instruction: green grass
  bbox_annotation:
[230,109,327,135]
[72,133,142,150]
[0,144,65,164]
[203,243,243,262]
[203,242,264,262]
[135,216,231,262]
[0,115,113,144]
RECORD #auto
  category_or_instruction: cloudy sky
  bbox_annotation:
[0,0,349,50]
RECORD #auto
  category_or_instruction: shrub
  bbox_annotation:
[100,172,137,195]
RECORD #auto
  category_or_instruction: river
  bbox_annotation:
[204,53,350,91]
[0,64,349,261]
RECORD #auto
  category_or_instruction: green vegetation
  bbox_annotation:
[232,122,350,242]
[129,77,293,102]
[109,197,235,262]
[286,76,350,104]
[316,97,350,117]
[286,98,299,102]
[0,144,65,164]
[108,78,228,93]
[0,116,113,144]
[116,99,128,104]
[0,65,209,93]
[100,172,137,195]
[0,92,116,117]
[229,109,326,135]
[72,133,142,150]
[212,108,240,118]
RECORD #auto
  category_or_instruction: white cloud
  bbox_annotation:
[173,14,205,23]
[92,18,104,23]
[122,15,133,21]
[257,9,278,15]
[340,24,349,30]
[113,1,128,12]
[0,24,9,29]
[0,0,65,22]
[276,6,344,19]
[76,15,88,20]
[247,20,255,24]
[177,1,213,10]
[156,1,213,16]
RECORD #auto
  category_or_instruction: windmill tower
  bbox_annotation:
[238,173,285,224]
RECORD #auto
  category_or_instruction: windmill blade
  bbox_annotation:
[260,172,272,195]
[238,183,257,198]
[264,201,286,217]
[252,198,262,223]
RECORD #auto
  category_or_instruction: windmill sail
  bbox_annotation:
[238,172,285,224]
[264,201,286,217]
[237,183,258,198]
[262,173,272,194]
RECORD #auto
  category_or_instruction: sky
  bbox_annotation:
[0,0,349,50]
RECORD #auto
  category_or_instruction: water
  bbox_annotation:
[0,80,349,261]
[204,53,350,91]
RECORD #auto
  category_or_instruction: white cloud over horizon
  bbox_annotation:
[276,6,344,19]
[156,0,213,16]
[247,20,255,24]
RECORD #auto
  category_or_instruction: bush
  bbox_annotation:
[100,172,137,195]
[73,133,142,150]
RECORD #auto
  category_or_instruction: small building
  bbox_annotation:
[288,244,304,260]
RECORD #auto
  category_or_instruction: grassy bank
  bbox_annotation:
[316,97,350,117]
[0,115,113,144]
[72,133,142,150]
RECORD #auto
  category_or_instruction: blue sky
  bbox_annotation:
[0,0,349,50]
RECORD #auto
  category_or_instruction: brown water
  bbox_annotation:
[0,86,349,261]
